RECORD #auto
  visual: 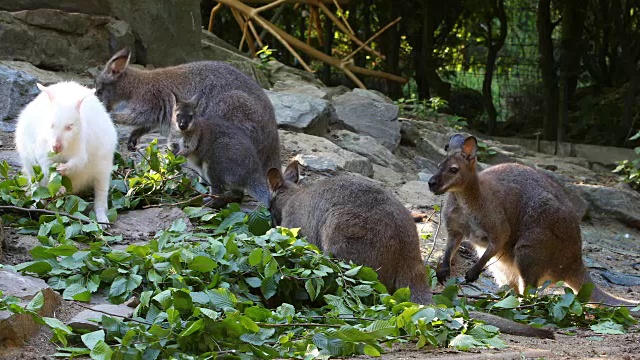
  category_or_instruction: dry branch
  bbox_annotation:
[343,16,401,62]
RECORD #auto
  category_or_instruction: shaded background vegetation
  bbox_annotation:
[203,0,639,147]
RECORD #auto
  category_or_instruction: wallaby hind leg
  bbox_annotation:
[127,124,154,151]
[437,230,464,283]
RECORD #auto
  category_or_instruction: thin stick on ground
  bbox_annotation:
[0,205,112,226]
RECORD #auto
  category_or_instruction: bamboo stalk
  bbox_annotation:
[312,5,324,46]
[332,0,354,34]
[215,0,406,84]
[315,1,384,59]
[208,3,224,32]
[343,16,401,62]
[254,0,289,15]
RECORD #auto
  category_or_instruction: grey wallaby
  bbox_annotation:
[94,47,281,173]
[172,92,270,208]
[428,134,638,310]
[267,161,555,339]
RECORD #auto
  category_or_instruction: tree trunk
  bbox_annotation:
[537,0,558,141]
[482,0,507,136]
[321,11,333,85]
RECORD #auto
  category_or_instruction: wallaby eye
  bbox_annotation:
[449,167,458,174]
[65,124,73,131]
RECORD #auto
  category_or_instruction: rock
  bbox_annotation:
[395,181,441,209]
[329,130,405,172]
[413,156,440,174]
[351,88,394,104]
[0,270,62,347]
[279,131,373,177]
[0,65,38,129]
[0,1,201,68]
[267,91,335,136]
[372,164,407,187]
[264,60,325,89]
[0,150,21,169]
[272,80,328,99]
[331,90,401,151]
[67,304,134,332]
[324,85,351,100]
[571,184,640,229]
[4,235,40,259]
[0,9,134,72]
[110,207,193,241]
[294,154,337,173]
[0,61,93,86]
[400,119,421,147]
[225,60,270,90]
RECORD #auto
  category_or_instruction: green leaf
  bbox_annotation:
[215,212,246,234]
[493,295,520,309]
[449,334,483,351]
[26,291,45,311]
[179,319,204,337]
[81,330,106,350]
[591,321,625,335]
[363,344,380,357]
[249,248,263,267]
[245,277,262,288]
[240,316,260,333]
[90,340,113,360]
[14,261,52,275]
[63,283,91,302]
[189,256,217,272]
[576,282,594,303]
[210,288,237,311]
[305,279,318,301]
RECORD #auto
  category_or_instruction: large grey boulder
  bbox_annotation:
[0,65,38,130]
[571,184,640,229]
[0,1,201,67]
[0,270,62,347]
[67,304,134,332]
[331,90,400,151]
[267,91,335,136]
[0,9,134,71]
[329,130,406,172]
[280,131,373,177]
[395,181,441,209]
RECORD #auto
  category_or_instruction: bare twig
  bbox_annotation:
[425,201,443,264]
[343,16,401,62]
[0,205,112,226]
[142,194,205,209]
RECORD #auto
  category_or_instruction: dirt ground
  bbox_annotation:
[1,129,640,359]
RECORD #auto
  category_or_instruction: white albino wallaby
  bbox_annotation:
[15,81,118,227]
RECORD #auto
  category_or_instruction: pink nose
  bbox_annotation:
[52,142,62,153]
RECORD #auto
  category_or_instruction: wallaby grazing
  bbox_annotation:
[15,81,117,228]
[428,134,638,310]
[172,92,270,208]
[268,161,554,339]
[94,47,281,173]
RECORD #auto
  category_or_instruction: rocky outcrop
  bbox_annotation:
[267,91,335,136]
[331,90,401,151]
[0,1,201,67]
[0,65,38,131]
[329,130,406,172]
[280,131,373,177]
[0,9,134,72]
[0,270,62,347]
[572,184,640,229]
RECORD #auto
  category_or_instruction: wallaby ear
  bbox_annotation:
[283,160,300,183]
[106,48,131,77]
[188,92,204,107]
[267,168,284,191]
[37,83,54,102]
[75,90,95,112]
[461,136,478,159]
[446,134,466,152]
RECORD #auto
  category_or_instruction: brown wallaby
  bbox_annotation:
[428,134,638,310]
[171,92,270,208]
[267,161,555,339]
[94,48,281,173]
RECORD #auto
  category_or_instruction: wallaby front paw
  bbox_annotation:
[56,163,70,175]
[205,196,229,209]
[96,213,111,230]
[56,185,67,196]
[436,267,450,284]
[464,268,481,283]
[127,141,138,151]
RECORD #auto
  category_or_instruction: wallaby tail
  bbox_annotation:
[578,272,639,314]
[469,311,555,339]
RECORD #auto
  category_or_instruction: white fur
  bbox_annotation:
[15,81,118,228]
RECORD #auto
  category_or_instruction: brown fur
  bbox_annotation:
[428,135,638,310]
[268,161,555,339]
[94,48,281,173]
[171,93,270,208]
